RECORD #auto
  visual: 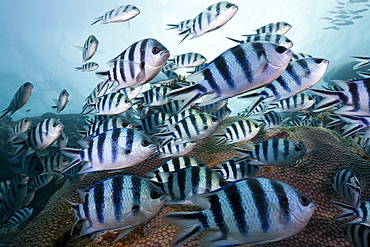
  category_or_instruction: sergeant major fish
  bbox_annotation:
[75,62,99,72]
[0,207,33,233]
[8,117,32,142]
[78,35,99,62]
[52,89,69,115]
[91,5,140,25]
[253,21,292,35]
[168,52,207,68]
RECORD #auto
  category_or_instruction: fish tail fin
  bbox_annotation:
[74,66,82,71]
[166,24,179,30]
[330,200,356,220]
[1,222,13,233]
[11,141,26,158]
[65,199,81,235]
[0,108,10,120]
[60,148,83,173]
[162,211,205,247]
[212,134,227,145]
[226,37,243,43]
[167,84,207,113]
[357,71,370,78]
[91,18,101,26]
[309,88,343,112]
[178,30,190,45]
[351,56,370,70]
[95,71,110,80]
[233,147,254,157]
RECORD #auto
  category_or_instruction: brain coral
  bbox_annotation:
[8,117,370,247]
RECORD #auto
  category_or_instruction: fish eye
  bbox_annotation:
[299,196,311,206]
[219,181,228,187]
[124,99,130,103]
[226,3,233,8]
[151,191,162,199]
[53,122,58,127]
[275,46,287,54]
[17,184,23,189]
[314,59,324,64]
[141,140,150,146]
[152,47,161,54]
[125,149,131,154]
[294,146,302,152]
[211,117,218,122]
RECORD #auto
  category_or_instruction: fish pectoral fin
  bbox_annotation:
[136,69,146,83]
[114,227,136,242]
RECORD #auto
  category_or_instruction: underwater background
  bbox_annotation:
[1,0,370,246]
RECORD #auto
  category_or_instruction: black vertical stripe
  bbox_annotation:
[118,59,126,83]
[231,123,239,140]
[247,178,270,232]
[167,173,175,200]
[230,159,237,180]
[111,128,120,163]
[270,179,290,223]
[214,51,235,89]
[173,157,180,171]
[139,39,149,64]
[125,129,134,155]
[262,139,270,162]
[177,168,187,201]
[203,68,221,95]
[348,82,360,110]
[97,132,106,164]
[131,176,141,208]
[272,138,280,161]
[83,193,92,226]
[189,114,199,136]
[112,176,124,221]
[205,167,213,192]
[225,183,248,235]
[128,41,138,79]
[210,194,229,235]
[230,45,254,84]
[191,167,200,195]
[93,183,105,224]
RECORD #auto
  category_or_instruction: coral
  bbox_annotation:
[8,118,370,246]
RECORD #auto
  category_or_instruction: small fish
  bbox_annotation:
[350,15,364,20]
[88,91,132,116]
[196,99,228,113]
[96,38,170,91]
[11,118,64,158]
[153,166,227,205]
[79,35,99,62]
[344,223,370,247]
[91,5,140,25]
[290,52,312,61]
[52,89,69,115]
[163,177,315,247]
[163,109,201,126]
[55,163,85,185]
[150,100,185,115]
[133,86,172,107]
[173,1,238,44]
[67,175,167,241]
[41,153,70,174]
[331,200,370,226]
[321,17,333,20]
[81,80,112,115]
[333,168,365,209]
[0,82,34,120]
[331,19,355,26]
[254,21,292,35]
[0,181,11,201]
[260,110,285,129]
[0,207,33,233]
[167,41,292,112]
[212,118,262,145]
[0,183,28,223]
[29,174,54,191]
[348,8,368,14]
[8,117,32,142]
[61,128,157,174]
[26,109,31,112]
[21,153,44,180]
[234,33,293,49]
[351,135,370,156]
[75,62,99,72]
[151,156,207,175]
[166,19,192,31]
[322,26,340,30]
[168,52,207,68]
[56,130,68,148]
[235,138,308,166]
[214,157,261,181]
[210,104,232,121]
[139,112,172,134]
[268,93,316,112]
[352,56,370,70]
[155,140,198,158]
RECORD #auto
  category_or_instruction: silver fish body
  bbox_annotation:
[261,110,285,129]
[91,91,132,115]
[91,5,140,25]
[75,62,99,72]
[67,175,167,241]
[41,153,70,174]
[60,128,157,174]
[152,156,207,175]
[344,223,370,247]
[134,86,172,107]
[232,33,293,49]
[156,140,198,158]
[8,117,32,142]
[0,207,33,232]
[269,93,316,112]
[0,182,28,223]
[82,35,99,62]
[255,21,292,35]
[215,157,261,181]
[168,52,207,68]
[52,89,69,114]
[0,82,34,120]
[21,153,44,179]
[163,177,315,247]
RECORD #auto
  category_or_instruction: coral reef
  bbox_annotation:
[7,115,370,246]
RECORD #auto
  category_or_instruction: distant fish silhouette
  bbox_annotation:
[26,109,31,112]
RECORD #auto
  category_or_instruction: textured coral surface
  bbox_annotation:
[9,117,370,247]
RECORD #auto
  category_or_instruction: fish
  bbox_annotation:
[267,93,316,112]
[235,138,308,166]
[330,113,370,137]
[96,38,170,91]
[60,128,157,174]
[351,135,370,156]
[52,89,69,115]
[238,57,329,115]
[11,118,64,158]
[56,130,68,148]
[41,153,70,174]
[150,100,185,115]
[167,41,292,113]
[79,35,99,62]
[162,177,315,247]
[174,1,238,44]
[25,109,31,112]
[0,82,34,120]
[87,91,133,116]
[152,166,228,205]
[55,163,85,185]
[151,156,207,176]
[212,118,262,145]
[21,153,44,180]
[195,99,228,113]
[231,33,293,49]
[210,104,232,121]
[352,56,370,70]
[148,68,179,85]
[333,168,365,209]
[291,52,312,61]
[344,223,370,247]
[75,62,99,72]
[214,157,261,181]
[163,108,201,126]
[133,86,172,107]
[155,140,198,158]
[0,207,33,233]
[29,174,54,191]
[254,21,292,35]
[350,15,364,20]
[0,181,11,201]
[260,110,285,129]
[166,19,192,31]
[8,117,32,142]
[330,200,370,226]
[331,19,355,26]
[168,52,207,68]
[139,112,172,134]
[67,175,167,241]
[81,80,112,115]
[0,182,28,223]
[91,5,140,25]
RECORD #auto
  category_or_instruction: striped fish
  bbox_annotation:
[149,68,179,85]
[96,38,170,91]
[173,2,238,44]
[56,130,68,148]
[333,168,365,209]
[41,153,70,174]
[11,118,64,158]
[10,173,29,187]
[88,91,132,116]
[344,223,370,247]
[166,19,193,31]
[153,166,227,205]
[152,156,207,175]
[254,21,292,35]
[60,128,157,174]
[75,62,99,72]
[331,113,370,137]
[228,33,293,49]
[163,177,315,246]
[352,56,370,70]
[0,207,33,232]
[163,109,201,126]
[81,80,112,115]
[139,112,172,134]
[134,86,172,107]
[0,82,34,120]
[212,118,262,145]
[0,183,28,223]
[214,157,261,181]
[168,52,207,68]
[55,163,85,185]
[91,5,140,25]
[155,112,221,144]
[156,140,198,158]
[268,93,316,112]
[235,138,308,166]
[67,175,167,241]
[210,104,232,121]
[167,41,292,112]
[351,135,370,156]
[239,57,329,115]
[80,35,98,62]
[150,100,185,115]
[196,99,228,113]
[29,174,54,191]
[261,110,285,129]
[21,153,44,179]
[310,78,370,116]
[291,52,312,61]
[52,89,69,115]
[331,200,370,226]
[8,117,32,142]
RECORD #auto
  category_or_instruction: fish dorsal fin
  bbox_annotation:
[76,188,89,202]
[77,139,92,149]
[331,80,349,91]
